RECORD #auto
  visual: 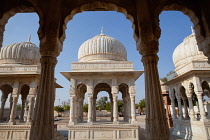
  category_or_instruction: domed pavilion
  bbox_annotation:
[61,29,144,140]
[0,37,62,127]
[163,28,210,139]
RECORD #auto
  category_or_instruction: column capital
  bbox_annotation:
[40,56,57,65]
[141,54,159,64]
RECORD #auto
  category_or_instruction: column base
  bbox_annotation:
[26,121,31,125]
[8,121,16,125]
[69,121,76,125]
[113,121,119,124]
[131,120,138,124]
[200,118,208,122]
[87,121,93,125]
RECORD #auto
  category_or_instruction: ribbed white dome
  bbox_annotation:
[0,41,40,65]
[172,33,207,68]
[78,34,127,62]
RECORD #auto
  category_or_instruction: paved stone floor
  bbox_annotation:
[55,115,184,140]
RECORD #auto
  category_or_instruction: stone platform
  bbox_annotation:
[67,123,140,140]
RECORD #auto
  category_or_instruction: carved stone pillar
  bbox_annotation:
[30,56,57,140]
[93,98,96,121]
[8,96,18,125]
[186,94,196,121]
[7,96,13,121]
[69,96,75,125]
[130,95,137,124]
[87,80,93,125]
[112,96,118,124]
[0,93,8,121]
[169,92,177,119]
[141,54,169,139]
[182,97,190,119]
[87,96,93,125]
[196,92,207,121]
[177,97,184,120]
[74,97,78,123]
[26,96,35,124]
[19,98,27,122]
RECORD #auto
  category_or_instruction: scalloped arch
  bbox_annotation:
[63,1,138,44]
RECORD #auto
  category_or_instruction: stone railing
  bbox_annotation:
[71,61,134,71]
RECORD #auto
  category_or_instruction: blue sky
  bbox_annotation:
[1,11,192,106]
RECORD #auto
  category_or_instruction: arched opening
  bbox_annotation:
[18,84,30,122]
[94,83,112,122]
[119,83,129,122]
[76,83,87,123]
[0,84,13,122]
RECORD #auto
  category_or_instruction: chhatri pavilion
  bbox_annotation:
[164,28,210,139]
[61,29,143,140]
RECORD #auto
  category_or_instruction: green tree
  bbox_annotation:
[96,96,108,110]
[118,100,123,112]
[54,106,64,117]
[138,99,146,110]
[16,103,22,110]
[83,103,88,112]
[63,104,70,110]
[160,77,168,83]
[105,102,111,112]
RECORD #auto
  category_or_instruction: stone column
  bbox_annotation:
[169,93,177,119]
[130,95,137,124]
[87,80,93,125]
[30,56,57,140]
[113,95,119,124]
[177,97,184,120]
[7,95,13,121]
[182,97,190,119]
[74,97,78,123]
[0,94,8,121]
[26,96,35,124]
[81,98,84,122]
[19,97,27,122]
[8,96,18,125]
[69,96,75,125]
[87,96,93,125]
[196,92,207,121]
[93,98,96,121]
[186,94,196,121]
[141,54,169,139]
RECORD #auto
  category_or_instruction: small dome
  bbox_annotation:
[0,41,40,65]
[172,32,207,68]
[78,33,127,62]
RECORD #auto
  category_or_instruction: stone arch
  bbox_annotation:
[0,5,36,48]
[76,83,87,99]
[63,1,138,44]
[180,86,187,99]
[201,80,210,98]
[119,83,129,97]
[162,3,204,40]
[161,3,210,60]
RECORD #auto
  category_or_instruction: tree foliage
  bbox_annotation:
[160,77,168,83]
[96,96,108,110]
[54,106,64,116]
[138,99,146,110]
[83,103,88,112]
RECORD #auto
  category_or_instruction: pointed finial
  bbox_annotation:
[191,26,195,34]
[28,34,31,42]
[101,26,104,35]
